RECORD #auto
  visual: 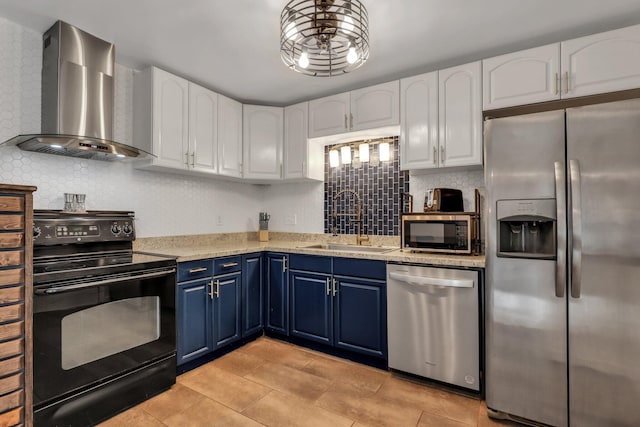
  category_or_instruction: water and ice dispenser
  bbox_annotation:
[496,199,556,259]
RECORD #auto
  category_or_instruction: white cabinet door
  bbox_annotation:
[243,105,283,180]
[400,72,439,171]
[217,94,243,178]
[439,61,483,168]
[350,81,400,131]
[308,93,350,138]
[152,68,189,169]
[188,83,218,173]
[483,44,561,110]
[562,24,640,98]
[284,102,308,179]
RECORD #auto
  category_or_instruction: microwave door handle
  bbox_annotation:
[35,268,176,295]
[554,161,566,298]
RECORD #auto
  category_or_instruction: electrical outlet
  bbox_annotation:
[216,215,223,226]
[285,214,297,225]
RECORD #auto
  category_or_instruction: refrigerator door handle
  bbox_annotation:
[554,161,566,298]
[568,159,583,298]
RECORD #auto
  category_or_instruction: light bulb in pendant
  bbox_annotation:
[298,51,309,68]
[346,47,358,64]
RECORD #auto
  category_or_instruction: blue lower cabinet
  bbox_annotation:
[177,278,214,364]
[287,255,387,360]
[212,271,242,349]
[289,270,332,345]
[242,254,263,337]
[334,275,387,359]
[265,253,289,335]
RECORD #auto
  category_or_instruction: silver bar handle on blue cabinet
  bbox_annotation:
[568,159,583,298]
[554,161,566,298]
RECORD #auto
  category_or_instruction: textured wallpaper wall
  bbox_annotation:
[0,17,271,237]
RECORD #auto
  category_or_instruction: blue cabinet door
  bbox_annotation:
[265,253,289,334]
[212,271,242,349]
[177,278,213,365]
[242,254,264,337]
[290,270,333,345]
[334,275,387,359]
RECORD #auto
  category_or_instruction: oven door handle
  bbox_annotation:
[35,268,176,295]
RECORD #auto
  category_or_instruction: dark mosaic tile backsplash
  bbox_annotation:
[324,137,409,236]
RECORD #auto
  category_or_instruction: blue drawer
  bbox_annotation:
[333,257,386,281]
[213,256,242,275]
[178,259,214,282]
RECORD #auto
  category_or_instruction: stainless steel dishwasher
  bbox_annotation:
[387,263,480,391]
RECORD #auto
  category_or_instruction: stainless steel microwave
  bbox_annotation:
[401,212,480,255]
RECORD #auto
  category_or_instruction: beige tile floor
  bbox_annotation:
[99,337,521,427]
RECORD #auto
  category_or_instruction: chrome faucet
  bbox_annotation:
[332,189,370,245]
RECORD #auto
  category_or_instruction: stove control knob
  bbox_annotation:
[33,226,41,239]
[111,224,121,235]
[122,224,133,235]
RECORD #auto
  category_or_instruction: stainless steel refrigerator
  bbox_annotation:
[484,98,640,427]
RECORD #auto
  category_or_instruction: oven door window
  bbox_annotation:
[61,296,160,370]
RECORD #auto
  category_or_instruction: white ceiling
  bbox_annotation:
[2,0,640,106]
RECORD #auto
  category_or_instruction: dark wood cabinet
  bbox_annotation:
[0,184,36,426]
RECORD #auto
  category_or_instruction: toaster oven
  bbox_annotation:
[401,212,480,254]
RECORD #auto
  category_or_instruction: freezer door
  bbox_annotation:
[484,110,568,426]
[567,98,640,427]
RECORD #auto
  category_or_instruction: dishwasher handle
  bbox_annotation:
[388,271,474,288]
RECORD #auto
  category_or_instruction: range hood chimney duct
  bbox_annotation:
[2,21,151,160]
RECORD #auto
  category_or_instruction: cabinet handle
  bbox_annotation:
[326,277,331,296]
[302,161,306,175]
[433,146,437,165]
[208,280,215,299]
[280,163,283,178]
[565,71,569,94]
[191,152,195,167]
[222,262,239,268]
[189,267,208,273]
[441,146,445,163]
[344,114,348,129]
[332,278,337,297]
[349,113,353,130]
[555,73,559,95]
[185,152,190,167]
[282,256,287,273]
[214,279,220,298]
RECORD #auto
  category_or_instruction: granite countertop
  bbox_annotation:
[135,232,485,268]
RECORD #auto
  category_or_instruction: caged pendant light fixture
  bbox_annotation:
[280,0,370,77]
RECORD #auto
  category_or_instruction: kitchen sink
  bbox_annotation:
[299,243,396,253]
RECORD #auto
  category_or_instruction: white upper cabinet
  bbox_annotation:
[400,71,439,170]
[134,67,224,175]
[483,44,561,110]
[284,102,323,181]
[308,93,350,138]
[243,105,284,180]
[134,67,189,169]
[350,81,400,132]
[217,94,243,178]
[308,81,399,138]
[438,61,483,168]
[188,82,218,174]
[561,24,640,98]
[483,24,640,109]
[283,102,308,179]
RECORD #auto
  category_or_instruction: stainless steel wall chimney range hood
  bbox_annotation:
[3,21,151,160]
